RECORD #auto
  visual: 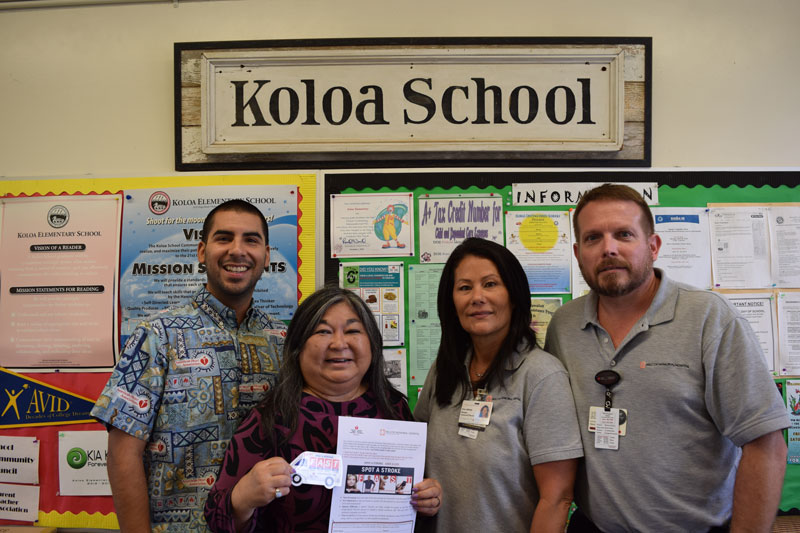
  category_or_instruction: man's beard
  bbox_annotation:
[580,257,653,297]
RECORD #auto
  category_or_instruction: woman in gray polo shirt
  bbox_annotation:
[415,238,583,532]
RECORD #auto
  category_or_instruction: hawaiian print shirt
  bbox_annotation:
[92,287,286,532]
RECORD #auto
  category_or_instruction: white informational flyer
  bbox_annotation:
[407,263,443,385]
[383,348,408,396]
[568,210,591,299]
[778,292,800,375]
[0,436,39,484]
[329,416,427,533]
[768,205,800,288]
[708,206,772,289]
[718,292,777,371]
[652,207,712,289]
[530,297,563,349]
[417,195,504,263]
[340,262,405,346]
[0,482,39,522]
[506,211,572,294]
[58,431,111,496]
[330,193,415,258]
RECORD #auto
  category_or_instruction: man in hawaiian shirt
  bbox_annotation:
[92,199,287,532]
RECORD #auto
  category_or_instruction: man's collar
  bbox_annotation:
[193,287,255,328]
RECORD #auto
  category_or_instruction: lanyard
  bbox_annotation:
[595,369,621,411]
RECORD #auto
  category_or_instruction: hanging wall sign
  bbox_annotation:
[176,38,651,169]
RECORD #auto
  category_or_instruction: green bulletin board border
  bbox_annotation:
[325,173,800,512]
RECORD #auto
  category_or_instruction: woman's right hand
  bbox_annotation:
[230,456,293,527]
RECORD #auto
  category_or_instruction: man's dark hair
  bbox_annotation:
[433,237,536,407]
[202,199,269,245]
[572,183,655,239]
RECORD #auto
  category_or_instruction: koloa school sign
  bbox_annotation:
[176,38,651,169]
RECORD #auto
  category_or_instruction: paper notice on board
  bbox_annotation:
[119,185,298,342]
[408,264,442,385]
[0,195,121,369]
[0,436,39,484]
[778,293,800,375]
[0,482,39,521]
[709,206,772,288]
[568,211,591,299]
[58,431,111,496]
[330,193,415,258]
[719,292,777,371]
[328,416,427,533]
[652,207,712,289]
[769,205,800,288]
[340,262,405,346]
[417,195,503,263]
[506,211,571,294]
[531,297,562,349]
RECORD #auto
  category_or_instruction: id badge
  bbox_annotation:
[594,407,620,450]
[457,399,492,438]
[588,406,627,436]
[459,400,492,427]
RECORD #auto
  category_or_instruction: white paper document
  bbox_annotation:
[719,292,777,371]
[329,416,427,533]
[709,206,772,289]
[58,431,111,496]
[652,207,712,289]
[769,206,800,288]
[0,482,39,522]
[778,292,800,375]
[0,436,39,484]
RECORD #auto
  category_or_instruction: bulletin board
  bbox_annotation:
[323,169,800,513]
[0,173,315,528]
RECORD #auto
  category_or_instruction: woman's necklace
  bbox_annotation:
[470,360,489,378]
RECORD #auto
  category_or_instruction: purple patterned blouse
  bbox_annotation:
[205,390,412,532]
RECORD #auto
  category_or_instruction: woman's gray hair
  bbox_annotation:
[257,285,404,443]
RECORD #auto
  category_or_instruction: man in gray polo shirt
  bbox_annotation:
[545,184,789,532]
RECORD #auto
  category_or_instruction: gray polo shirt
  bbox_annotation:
[415,344,583,532]
[545,270,789,532]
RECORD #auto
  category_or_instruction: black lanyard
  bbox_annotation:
[595,369,621,411]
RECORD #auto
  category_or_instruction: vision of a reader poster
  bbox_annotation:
[0,195,121,369]
[119,185,298,341]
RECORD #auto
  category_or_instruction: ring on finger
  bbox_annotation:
[275,488,282,498]
[434,496,440,507]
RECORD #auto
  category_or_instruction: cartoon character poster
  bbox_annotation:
[330,193,415,258]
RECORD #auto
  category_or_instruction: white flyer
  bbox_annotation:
[0,436,39,484]
[568,210,591,299]
[652,207,712,289]
[330,193,415,258]
[58,430,111,496]
[719,292,777,371]
[709,206,772,289]
[0,482,39,522]
[329,416,427,533]
[769,205,800,288]
[778,292,800,375]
